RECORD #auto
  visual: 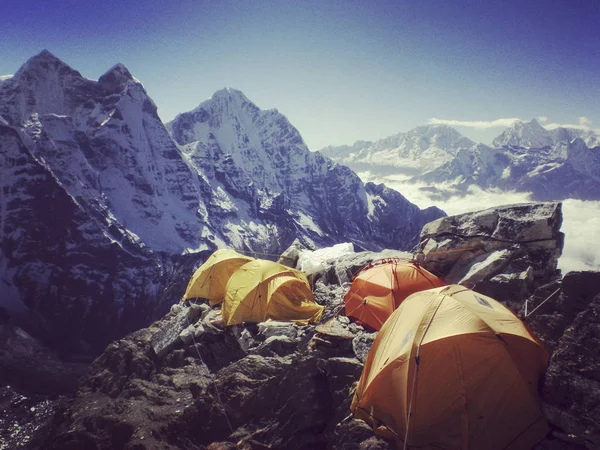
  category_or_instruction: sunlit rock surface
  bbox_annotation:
[417,202,563,307]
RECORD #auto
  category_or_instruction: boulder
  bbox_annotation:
[256,321,299,341]
[179,322,205,346]
[352,332,377,364]
[254,335,298,357]
[278,238,312,268]
[418,202,564,304]
[150,303,204,358]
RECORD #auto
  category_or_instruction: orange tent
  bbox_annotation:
[343,259,445,330]
[351,285,549,450]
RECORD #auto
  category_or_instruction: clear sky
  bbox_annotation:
[1,0,599,149]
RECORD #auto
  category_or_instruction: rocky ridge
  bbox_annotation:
[167,88,443,253]
[13,202,598,450]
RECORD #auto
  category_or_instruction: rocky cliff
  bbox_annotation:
[0,121,171,355]
[167,88,443,252]
[9,202,596,450]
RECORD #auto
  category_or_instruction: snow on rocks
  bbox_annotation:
[418,202,563,305]
[297,242,356,276]
[296,243,413,286]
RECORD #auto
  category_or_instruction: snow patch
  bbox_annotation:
[294,211,325,236]
[297,243,355,275]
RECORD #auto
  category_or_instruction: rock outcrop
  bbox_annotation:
[8,201,600,450]
[417,202,563,309]
[527,272,600,449]
[41,299,392,450]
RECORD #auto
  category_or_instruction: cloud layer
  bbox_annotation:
[357,171,600,274]
[544,116,599,132]
[428,116,600,134]
[428,117,522,129]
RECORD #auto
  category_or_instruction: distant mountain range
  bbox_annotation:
[0,51,442,354]
[320,119,600,201]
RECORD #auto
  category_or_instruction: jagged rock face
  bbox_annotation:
[168,88,444,252]
[526,272,600,449]
[16,204,597,449]
[1,51,443,258]
[41,299,392,450]
[0,50,214,254]
[0,122,172,354]
[417,202,564,307]
[36,240,600,449]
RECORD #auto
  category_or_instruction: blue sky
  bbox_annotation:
[1,0,599,149]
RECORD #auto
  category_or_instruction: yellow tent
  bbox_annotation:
[222,259,324,326]
[182,249,254,305]
[352,285,549,450]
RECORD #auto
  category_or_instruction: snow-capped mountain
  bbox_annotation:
[0,51,210,353]
[323,120,600,200]
[0,50,214,254]
[0,120,172,354]
[420,122,600,200]
[319,125,476,174]
[493,119,600,149]
[167,88,443,252]
[491,119,554,148]
[548,127,600,148]
[0,51,443,355]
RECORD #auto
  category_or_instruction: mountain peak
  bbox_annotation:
[169,88,301,149]
[104,63,133,79]
[405,124,475,148]
[14,50,80,80]
[210,87,251,104]
[98,63,137,92]
[492,118,553,148]
[32,49,62,63]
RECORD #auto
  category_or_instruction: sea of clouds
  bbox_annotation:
[358,172,600,274]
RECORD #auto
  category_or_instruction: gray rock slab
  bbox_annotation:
[418,202,563,287]
[352,332,377,364]
[256,321,299,340]
[150,305,203,357]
